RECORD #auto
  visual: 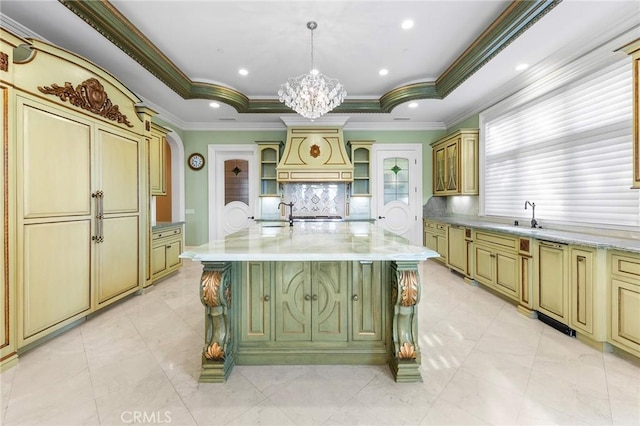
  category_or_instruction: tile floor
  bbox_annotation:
[1,258,639,426]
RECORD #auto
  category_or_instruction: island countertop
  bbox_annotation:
[181,221,438,262]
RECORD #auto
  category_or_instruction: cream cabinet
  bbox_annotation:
[447,224,472,279]
[149,123,168,196]
[618,39,640,188]
[0,31,19,369]
[534,240,569,324]
[609,251,640,357]
[151,224,183,284]
[431,129,478,196]
[474,232,519,301]
[570,246,597,336]
[473,230,531,305]
[2,28,152,354]
[423,220,447,264]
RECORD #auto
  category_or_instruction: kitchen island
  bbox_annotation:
[181,221,438,383]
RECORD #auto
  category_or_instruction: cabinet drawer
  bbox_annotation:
[152,226,182,241]
[474,230,519,251]
[611,252,640,282]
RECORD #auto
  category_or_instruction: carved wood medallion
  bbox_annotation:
[398,342,417,360]
[201,270,223,307]
[310,144,321,158]
[38,78,134,127]
[204,342,225,360]
[399,270,418,306]
[0,53,8,72]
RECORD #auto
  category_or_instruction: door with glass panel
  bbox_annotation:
[212,150,257,238]
[375,146,422,245]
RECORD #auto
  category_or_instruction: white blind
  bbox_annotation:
[482,59,638,227]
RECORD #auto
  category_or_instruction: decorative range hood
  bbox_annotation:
[277,127,354,182]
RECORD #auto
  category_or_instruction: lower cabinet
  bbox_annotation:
[570,246,596,336]
[150,224,183,284]
[447,225,472,279]
[473,230,521,301]
[609,251,640,357]
[424,219,447,263]
[534,240,569,324]
[239,260,386,355]
[275,261,348,342]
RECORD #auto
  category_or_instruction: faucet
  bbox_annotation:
[524,200,539,228]
[278,201,295,226]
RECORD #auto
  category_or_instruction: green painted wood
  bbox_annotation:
[312,262,348,342]
[275,262,311,341]
[352,261,383,341]
[241,262,271,342]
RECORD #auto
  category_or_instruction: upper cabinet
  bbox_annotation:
[431,129,479,196]
[257,141,282,196]
[348,140,374,196]
[618,39,640,188]
[149,123,169,196]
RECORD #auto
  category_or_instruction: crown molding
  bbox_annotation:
[58,0,560,114]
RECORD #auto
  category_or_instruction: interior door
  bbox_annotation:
[374,146,422,245]
[212,149,257,239]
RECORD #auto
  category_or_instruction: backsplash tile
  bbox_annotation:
[283,183,346,218]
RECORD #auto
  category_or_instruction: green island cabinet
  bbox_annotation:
[237,261,386,365]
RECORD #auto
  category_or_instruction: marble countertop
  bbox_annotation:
[424,216,640,254]
[181,222,439,262]
[152,221,185,231]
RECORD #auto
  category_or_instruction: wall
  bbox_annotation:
[177,128,445,246]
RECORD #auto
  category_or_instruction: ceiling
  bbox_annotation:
[1,1,638,130]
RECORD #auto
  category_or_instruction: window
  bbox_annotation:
[383,157,409,204]
[481,59,638,228]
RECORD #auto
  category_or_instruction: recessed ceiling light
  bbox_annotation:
[379,69,389,76]
[238,68,249,76]
[310,68,319,76]
[515,63,529,71]
[401,19,414,30]
[408,102,418,108]
[209,102,220,108]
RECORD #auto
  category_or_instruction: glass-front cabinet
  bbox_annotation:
[257,141,282,196]
[430,129,478,196]
[347,140,374,218]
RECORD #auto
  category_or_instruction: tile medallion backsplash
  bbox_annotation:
[283,183,346,218]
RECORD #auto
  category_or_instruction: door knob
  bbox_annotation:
[248,216,255,219]
[304,294,311,301]
[312,294,318,301]
[378,216,385,219]
[352,295,359,301]
[264,295,270,302]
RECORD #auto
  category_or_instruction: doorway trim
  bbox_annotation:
[207,144,258,241]
[166,131,185,222]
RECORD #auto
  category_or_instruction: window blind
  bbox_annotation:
[482,59,638,227]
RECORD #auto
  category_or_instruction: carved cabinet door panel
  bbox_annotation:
[311,262,348,342]
[351,261,382,341]
[275,261,312,341]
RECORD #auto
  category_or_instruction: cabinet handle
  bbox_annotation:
[490,254,496,258]
[304,294,311,301]
[378,216,386,219]
[577,256,585,262]
[312,294,318,301]
[264,295,270,302]
[352,295,359,301]
[166,244,171,249]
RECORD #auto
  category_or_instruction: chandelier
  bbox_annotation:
[278,21,346,120]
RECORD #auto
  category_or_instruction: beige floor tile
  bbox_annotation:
[1,257,639,426]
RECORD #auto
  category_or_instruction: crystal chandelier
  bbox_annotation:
[278,21,346,120]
